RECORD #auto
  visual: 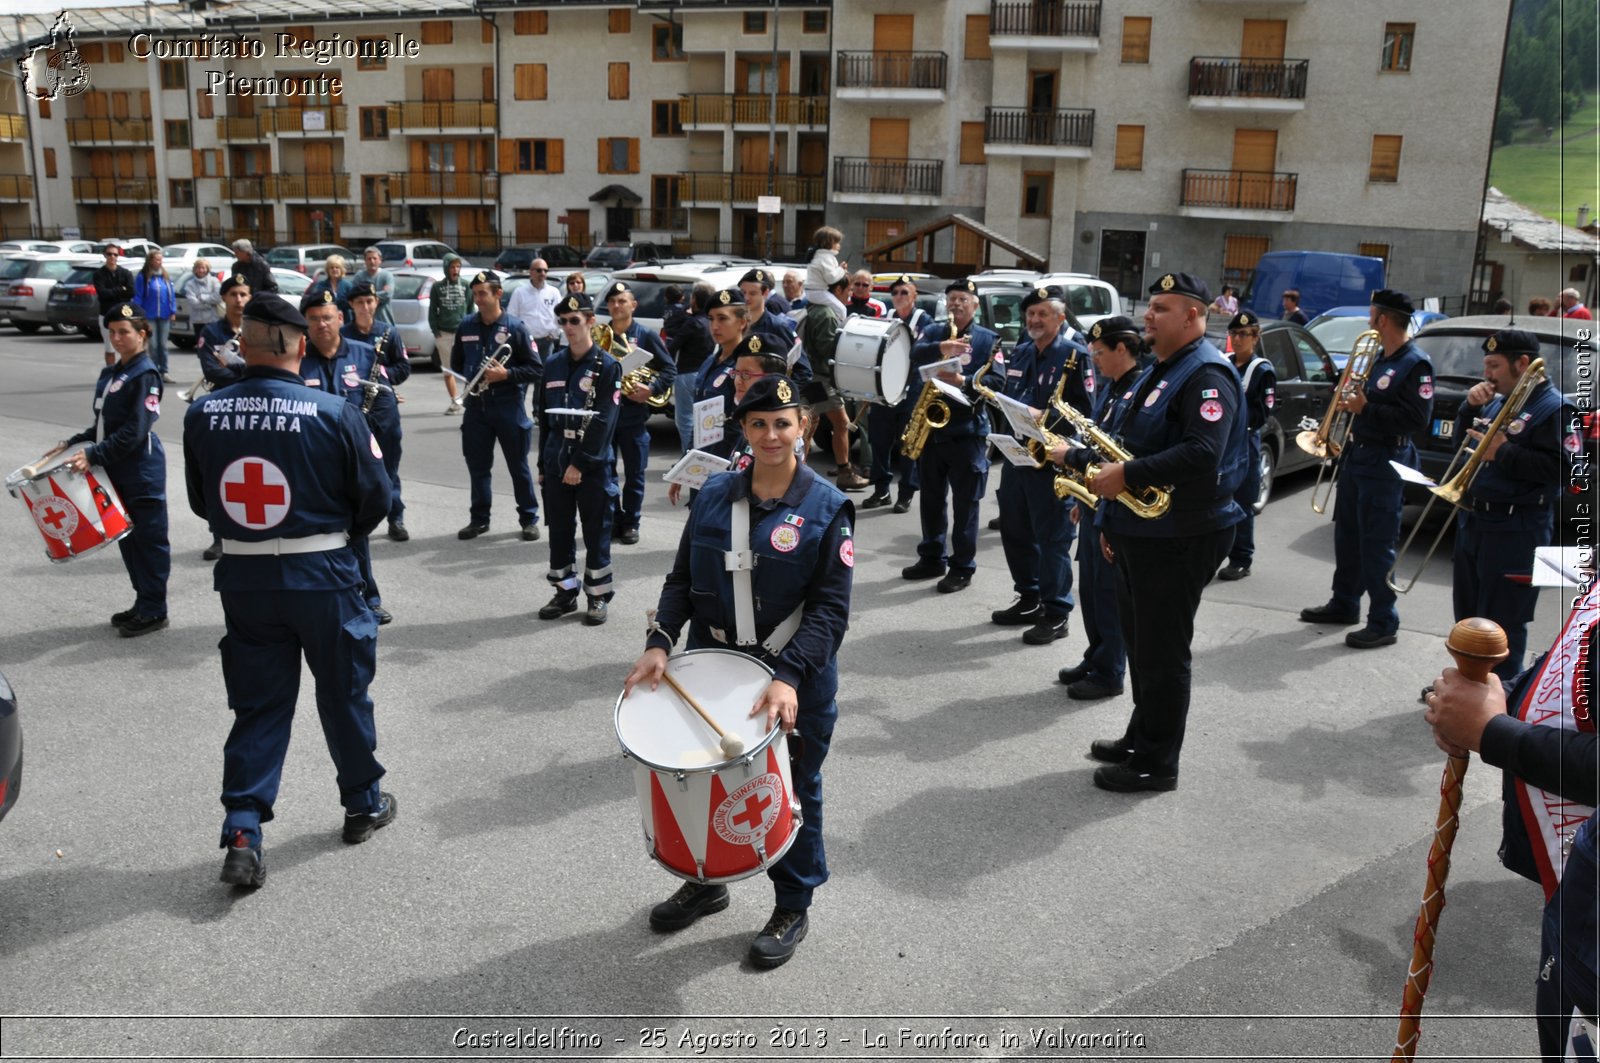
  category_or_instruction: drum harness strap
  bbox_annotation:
[719,497,804,657]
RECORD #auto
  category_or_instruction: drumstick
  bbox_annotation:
[660,670,746,758]
[1391,617,1507,1062]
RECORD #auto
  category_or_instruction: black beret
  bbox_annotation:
[346,279,376,300]
[299,288,341,313]
[557,293,593,315]
[1228,311,1260,331]
[946,278,978,296]
[102,301,143,327]
[1148,272,1210,305]
[714,287,742,308]
[470,270,501,288]
[1020,285,1064,312]
[730,373,800,418]
[1088,315,1141,344]
[1370,288,1415,315]
[601,281,632,302]
[732,334,769,359]
[889,274,918,290]
[243,292,308,329]
[1483,328,1539,358]
[219,272,250,295]
[740,268,773,289]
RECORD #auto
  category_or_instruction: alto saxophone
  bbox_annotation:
[1049,394,1171,519]
[901,321,974,460]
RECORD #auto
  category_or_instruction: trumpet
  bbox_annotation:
[459,342,512,401]
[1296,329,1380,514]
[1387,358,1547,594]
[181,334,242,403]
[1048,396,1172,519]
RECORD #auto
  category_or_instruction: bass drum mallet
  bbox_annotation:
[1391,617,1508,1062]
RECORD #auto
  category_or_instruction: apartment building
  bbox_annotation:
[1,0,1508,300]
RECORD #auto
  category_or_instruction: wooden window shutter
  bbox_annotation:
[140,90,151,118]
[597,137,607,173]
[964,16,991,59]
[38,99,50,119]
[1369,135,1402,182]
[514,64,547,100]
[421,21,453,45]
[548,139,564,173]
[609,63,630,100]
[283,26,312,47]
[1358,241,1391,267]
[609,9,631,33]
[1223,234,1269,272]
[108,41,124,63]
[499,138,517,173]
[44,147,56,178]
[78,42,104,64]
[627,138,639,173]
[482,66,495,101]
[1122,17,1152,63]
[195,90,212,119]
[482,19,494,43]
[959,122,985,164]
[1114,124,1145,170]
[514,11,547,34]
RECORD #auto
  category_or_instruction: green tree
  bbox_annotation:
[1496,96,1523,144]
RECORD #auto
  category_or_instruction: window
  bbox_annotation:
[482,20,494,43]
[1358,241,1391,269]
[164,120,190,149]
[1022,172,1053,217]
[170,179,195,208]
[1381,22,1414,72]
[1369,134,1402,182]
[421,21,453,45]
[803,12,828,33]
[515,11,547,35]
[965,16,992,59]
[609,9,631,33]
[108,42,124,63]
[959,121,986,164]
[652,100,683,137]
[192,149,223,177]
[160,60,186,89]
[514,64,547,100]
[281,26,312,48]
[1222,233,1269,290]
[1114,124,1145,170]
[360,106,390,139]
[598,136,638,174]
[77,43,104,64]
[357,38,386,70]
[38,99,50,119]
[608,62,630,100]
[506,138,564,174]
[744,12,767,34]
[43,148,56,179]
[1121,17,1151,64]
[195,90,212,120]
[653,23,685,60]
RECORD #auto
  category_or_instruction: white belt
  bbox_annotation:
[709,604,805,658]
[220,532,347,556]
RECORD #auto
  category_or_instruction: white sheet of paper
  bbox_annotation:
[992,392,1047,443]
[988,433,1038,468]
[662,449,731,489]
[618,347,652,374]
[929,377,971,406]
[1531,546,1590,587]
[1388,460,1437,487]
[919,357,964,383]
[693,397,724,449]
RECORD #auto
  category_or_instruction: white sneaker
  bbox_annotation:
[444,403,463,416]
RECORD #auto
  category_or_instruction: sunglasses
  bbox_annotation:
[529,267,548,273]
[558,316,586,326]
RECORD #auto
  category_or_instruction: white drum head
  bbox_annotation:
[834,317,912,404]
[616,649,775,772]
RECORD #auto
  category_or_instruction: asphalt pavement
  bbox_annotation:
[0,333,1573,1060]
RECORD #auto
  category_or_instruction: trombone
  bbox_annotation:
[1387,358,1547,594]
[1297,330,1381,514]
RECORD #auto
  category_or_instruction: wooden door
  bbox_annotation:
[304,142,333,174]
[83,91,108,118]
[868,118,910,195]
[422,68,454,102]
[1231,128,1278,209]
[1029,70,1057,110]
[797,137,826,176]
[1240,19,1286,59]
[516,208,549,243]
[566,208,589,247]
[735,56,790,94]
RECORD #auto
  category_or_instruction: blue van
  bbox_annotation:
[1240,251,1386,320]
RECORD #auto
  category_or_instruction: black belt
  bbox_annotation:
[1472,497,1549,515]
[1353,436,1408,449]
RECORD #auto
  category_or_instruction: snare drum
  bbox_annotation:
[615,648,800,884]
[5,453,133,564]
[832,316,912,405]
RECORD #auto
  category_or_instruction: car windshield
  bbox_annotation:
[276,272,313,295]
[602,279,686,319]
[980,290,1027,346]
[38,260,77,280]
[393,275,429,299]
[497,249,533,269]
[1308,316,1371,353]
[1,259,32,280]
[63,268,96,286]
[1412,331,1581,388]
[264,249,300,267]
[1060,284,1114,318]
[375,243,408,264]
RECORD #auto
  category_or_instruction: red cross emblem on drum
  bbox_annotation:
[33,497,78,540]
[712,773,784,846]
[219,457,291,529]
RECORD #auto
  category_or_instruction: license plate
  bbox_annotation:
[1433,418,1454,439]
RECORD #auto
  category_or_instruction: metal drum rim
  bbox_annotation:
[613,647,779,775]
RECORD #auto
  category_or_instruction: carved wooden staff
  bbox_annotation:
[1392,617,1508,1062]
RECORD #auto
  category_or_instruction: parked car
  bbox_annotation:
[908,276,1039,351]
[0,668,19,824]
[1245,320,1341,511]
[169,267,313,347]
[0,239,96,255]
[584,241,668,270]
[45,265,103,337]
[494,244,584,272]
[388,270,440,367]
[0,254,100,333]
[1240,250,1388,321]
[374,240,466,272]
[161,242,236,279]
[103,237,160,259]
[595,265,762,334]
[1308,305,1451,369]
[265,243,359,276]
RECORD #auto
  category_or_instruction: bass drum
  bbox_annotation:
[832,316,912,405]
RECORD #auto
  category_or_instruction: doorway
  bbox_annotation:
[1099,229,1145,302]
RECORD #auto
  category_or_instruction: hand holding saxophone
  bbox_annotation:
[1087,461,1127,499]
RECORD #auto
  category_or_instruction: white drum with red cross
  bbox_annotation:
[6,453,133,564]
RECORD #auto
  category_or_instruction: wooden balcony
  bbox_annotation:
[388,101,496,132]
[0,174,33,200]
[72,176,157,201]
[66,118,153,144]
[678,94,828,129]
[989,1,1101,49]
[216,115,270,141]
[678,171,824,207]
[386,171,499,200]
[220,174,350,201]
[984,107,1094,157]
[265,106,348,134]
[0,114,27,141]
[832,157,942,202]
[1179,168,1298,216]
[835,52,948,100]
[1188,58,1309,111]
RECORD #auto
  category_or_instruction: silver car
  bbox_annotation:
[170,267,313,347]
[374,240,469,273]
[0,254,101,333]
[389,270,441,367]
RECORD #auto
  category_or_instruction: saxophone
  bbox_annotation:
[1049,392,1171,518]
[900,320,972,461]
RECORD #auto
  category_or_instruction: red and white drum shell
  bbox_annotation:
[615,648,801,885]
[5,454,133,564]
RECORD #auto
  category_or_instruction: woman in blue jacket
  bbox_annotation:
[132,249,178,382]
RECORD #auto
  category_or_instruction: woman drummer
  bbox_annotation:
[53,302,171,636]
[624,375,855,969]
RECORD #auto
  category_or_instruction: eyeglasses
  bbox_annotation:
[557,315,586,326]
[529,268,548,273]
[731,370,767,382]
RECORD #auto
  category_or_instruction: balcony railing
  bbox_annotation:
[386,171,499,199]
[360,203,398,226]
[66,118,153,144]
[1180,168,1297,211]
[989,1,1101,37]
[0,174,33,199]
[679,171,824,205]
[72,176,157,201]
[221,174,351,201]
[832,157,943,197]
[678,94,829,127]
[265,106,348,133]
[0,114,26,140]
[626,207,690,231]
[216,115,270,141]
[387,101,497,131]
[835,51,949,90]
[1189,57,1309,100]
[984,106,1094,148]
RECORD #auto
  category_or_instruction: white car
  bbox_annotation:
[1032,272,1126,332]
[104,237,160,259]
[169,266,313,347]
[0,253,101,332]
[161,242,236,278]
[0,239,98,255]
[374,240,469,272]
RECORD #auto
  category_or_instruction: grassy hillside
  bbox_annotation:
[1490,96,1600,226]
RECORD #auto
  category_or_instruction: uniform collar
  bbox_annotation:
[114,352,155,377]
[1111,365,1141,391]
[243,366,307,383]
[728,459,815,509]
[307,338,345,363]
[1153,334,1205,370]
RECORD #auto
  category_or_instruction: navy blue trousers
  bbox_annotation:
[543,472,617,597]
[867,401,919,496]
[916,438,988,573]
[997,464,1077,618]
[351,534,381,608]
[1074,524,1126,686]
[1452,510,1550,681]
[115,487,170,618]
[1330,449,1408,635]
[1227,432,1262,568]
[375,418,404,523]
[218,586,383,846]
[462,404,538,527]
[612,416,652,532]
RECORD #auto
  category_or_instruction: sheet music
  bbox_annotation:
[988,433,1038,468]
[662,450,732,489]
[693,397,724,449]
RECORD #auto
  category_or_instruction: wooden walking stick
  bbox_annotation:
[1391,617,1508,1062]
